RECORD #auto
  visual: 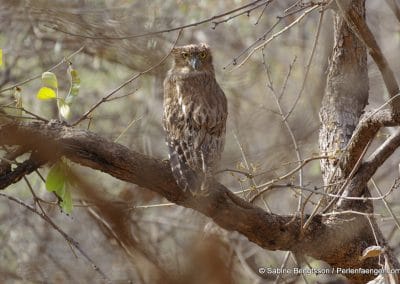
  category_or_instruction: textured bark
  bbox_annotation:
[319,1,369,188]
[317,1,400,282]
[2,120,400,283]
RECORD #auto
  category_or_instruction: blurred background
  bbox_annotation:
[0,0,399,283]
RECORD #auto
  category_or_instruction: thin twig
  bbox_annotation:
[323,139,372,212]
[322,210,380,217]
[233,132,271,212]
[371,178,400,231]
[114,115,143,143]
[46,0,270,40]
[216,168,254,179]
[255,155,330,190]
[250,181,397,203]
[264,56,305,213]
[72,30,182,126]
[254,2,270,25]
[283,10,324,121]
[0,46,85,94]
[211,1,273,28]
[132,203,175,210]
[274,251,290,284]
[1,105,49,122]
[0,192,110,282]
[235,5,319,68]
[224,18,282,69]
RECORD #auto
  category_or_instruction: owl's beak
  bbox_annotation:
[189,56,201,70]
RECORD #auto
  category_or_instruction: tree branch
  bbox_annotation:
[335,0,400,116]
[339,109,397,176]
[0,120,389,281]
[338,128,400,209]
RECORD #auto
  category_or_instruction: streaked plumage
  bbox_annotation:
[163,43,227,194]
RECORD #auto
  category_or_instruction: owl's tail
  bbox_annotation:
[167,139,209,194]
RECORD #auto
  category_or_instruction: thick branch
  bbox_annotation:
[0,121,318,249]
[339,109,398,176]
[338,129,400,210]
[0,120,387,279]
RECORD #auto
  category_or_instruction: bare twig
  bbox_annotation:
[322,210,379,217]
[233,132,271,212]
[215,168,254,179]
[0,192,110,282]
[114,115,143,143]
[224,18,282,69]
[1,105,49,122]
[72,30,182,126]
[0,46,85,94]
[46,0,271,40]
[264,56,304,213]
[211,0,273,28]
[255,155,330,190]
[284,10,324,121]
[251,182,396,203]
[371,178,400,231]
[324,139,372,212]
[236,5,319,68]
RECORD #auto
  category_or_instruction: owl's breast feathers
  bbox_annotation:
[163,72,227,136]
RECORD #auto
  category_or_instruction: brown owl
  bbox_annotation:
[163,43,227,194]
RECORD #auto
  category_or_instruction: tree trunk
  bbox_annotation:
[318,1,400,282]
[319,0,369,194]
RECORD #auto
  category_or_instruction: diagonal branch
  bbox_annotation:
[0,121,316,251]
[338,128,400,210]
[366,128,400,173]
[0,120,392,280]
[385,0,400,23]
[339,109,397,176]
[335,0,400,115]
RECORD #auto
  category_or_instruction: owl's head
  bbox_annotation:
[171,43,214,73]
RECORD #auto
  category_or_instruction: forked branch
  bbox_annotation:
[0,120,394,281]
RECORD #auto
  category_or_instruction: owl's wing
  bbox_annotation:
[166,137,203,192]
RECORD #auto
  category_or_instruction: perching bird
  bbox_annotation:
[163,43,227,194]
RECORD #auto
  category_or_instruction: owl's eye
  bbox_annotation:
[199,51,207,59]
[182,52,189,59]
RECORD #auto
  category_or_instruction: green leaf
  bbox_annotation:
[37,87,57,100]
[68,65,80,97]
[42,71,58,89]
[0,49,2,67]
[46,162,65,193]
[45,160,74,214]
[60,185,73,214]
[64,64,80,107]
[59,100,70,119]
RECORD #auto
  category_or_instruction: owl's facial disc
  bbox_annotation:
[189,56,201,70]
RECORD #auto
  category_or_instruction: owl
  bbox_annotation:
[163,43,227,194]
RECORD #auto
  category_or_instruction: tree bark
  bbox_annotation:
[319,0,369,190]
[1,120,400,282]
[317,1,400,282]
